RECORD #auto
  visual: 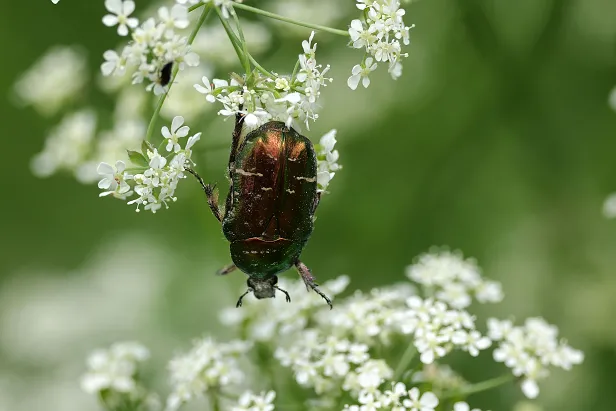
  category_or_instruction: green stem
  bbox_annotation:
[210,391,221,411]
[215,6,251,75]
[233,3,349,36]
[231,7,252,77]
[442,374,515,399]
[393,344,417,381]
[145,4,212,142]
[188,2,204,13]
[247,52,275,78]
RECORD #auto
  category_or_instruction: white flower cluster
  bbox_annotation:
[13,46,87,116]
[347,0,413,89]
[80,341,149,394]
[488,317,584,399]
[315,129,342,193]
[30,110,97,179]
[166,337,252,410]
[399,296,493,364]
[97,116,201,212]
[101,0,199,95]
[231,390,276,411]
[345,384,439,411]
[406,249,503,309]
[194,31,332,131]
[603,193,616,218]
[79,249,584,410]
[219,276,350,342]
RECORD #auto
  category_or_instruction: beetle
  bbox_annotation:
[187,114,332,308]
[158,62,173,87]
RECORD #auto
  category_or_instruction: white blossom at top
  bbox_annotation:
[195,31,331,131]
[347,0,414,89]
[51,0,60,4]
[101,4,199,95]
[14,46,87,116]
[80,341,149,394]
[103,0,139,36]
[488,317,584,399]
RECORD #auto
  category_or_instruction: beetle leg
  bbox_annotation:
[185,167,223,222]
[274,285,292,303]
[236,288,252,308]
[216,264,237,276]
[295,261,333,309]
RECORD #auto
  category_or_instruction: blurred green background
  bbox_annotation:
[1,0,615,410]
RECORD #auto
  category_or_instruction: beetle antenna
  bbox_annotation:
[236,288,252,308]
[274,286,292,303]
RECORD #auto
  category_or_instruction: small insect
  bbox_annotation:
[158,62,173,87]
[187,114,332,308]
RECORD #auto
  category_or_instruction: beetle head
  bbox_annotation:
[235,276,292,307]
[247,276,277,299]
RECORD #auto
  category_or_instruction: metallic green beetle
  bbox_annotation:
[187,114,332,308]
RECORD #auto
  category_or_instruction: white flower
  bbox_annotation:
[103,0,139,36]
[402,387,439,411]
[232,390,276,411]
[451,330,492,356]
[30,109,97,178]
[101,49,126,76]
[14,46,87,116]
[158,5,189,33]
[162,116,190,152]
[603,192,616,218]
[348,58,378,90]
[348,0,412,85]
[453,401,482,411]
[349,19,377,49]
[316,129,341,192]
[51,0,60,4]
[194,76,217,103]
[489,316,583,399]
[166,338,252,411]
[97,161,132,198]
[80,341,149,395]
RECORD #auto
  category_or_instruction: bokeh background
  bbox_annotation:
[1,0,615,410]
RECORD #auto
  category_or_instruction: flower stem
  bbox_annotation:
[210,391,221,411]
[442,374,515,399]
[232,3,349,37]
[188,3,204,13]
[393,344,417,381]
[145,5,212,142]
[216,6,251,75]
[247,52,275,78]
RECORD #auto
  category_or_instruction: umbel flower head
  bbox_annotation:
[79,248,584,411]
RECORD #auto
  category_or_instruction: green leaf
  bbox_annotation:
[127,150,149,168]
[141,140,155,157]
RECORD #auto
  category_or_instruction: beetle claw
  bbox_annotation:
[235,288,252,308]
[275,285,292,303]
